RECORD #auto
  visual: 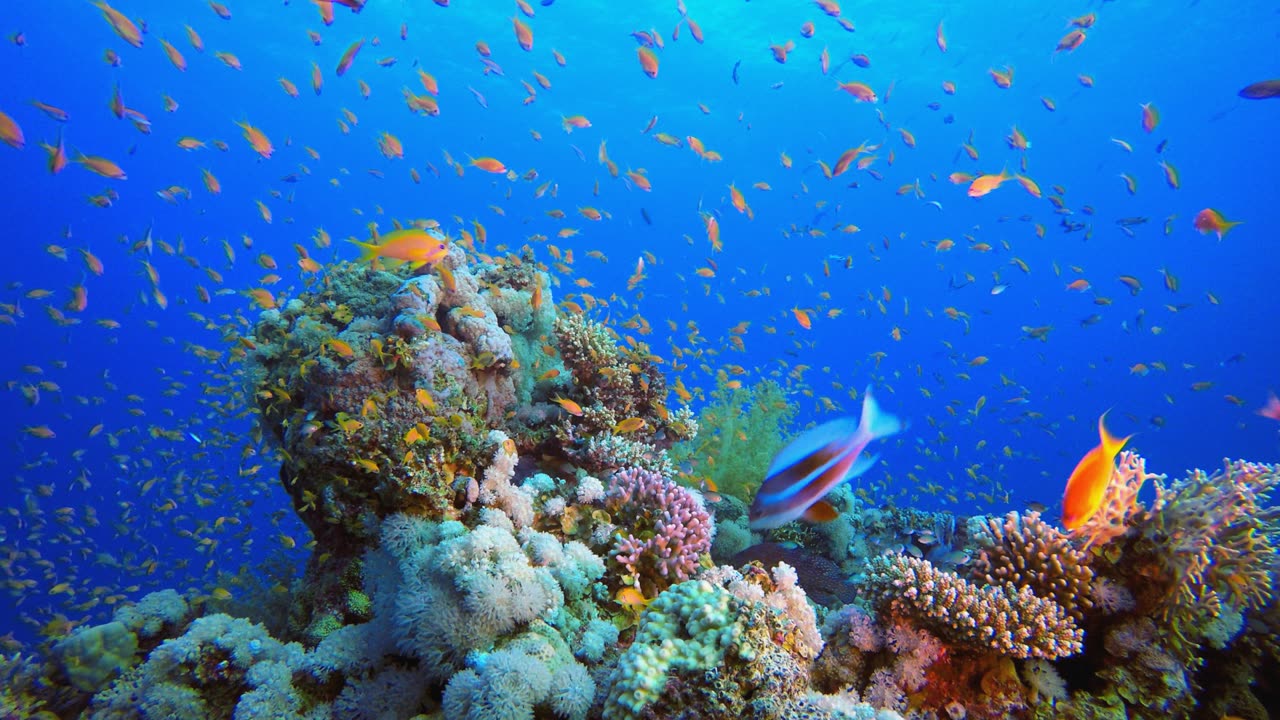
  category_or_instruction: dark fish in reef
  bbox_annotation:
[1239,79,1280,99]
[640,207,652,225]
[730,542,856,607]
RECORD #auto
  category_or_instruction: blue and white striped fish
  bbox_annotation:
[748,386,903,530]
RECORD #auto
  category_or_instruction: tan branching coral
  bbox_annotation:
[866,554,1083,660]
[972,510,1095,621]
[1142,459,1280,623]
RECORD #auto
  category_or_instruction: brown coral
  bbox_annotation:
[972,510,1095,622]
[865,554,1083,660]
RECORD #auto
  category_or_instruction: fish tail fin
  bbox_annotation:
[1221,220,1243,239]
[348,238,379,264]
[857,385,903,440]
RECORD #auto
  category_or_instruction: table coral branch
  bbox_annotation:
[973,510,1095,621]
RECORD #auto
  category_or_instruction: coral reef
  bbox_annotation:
[553,313,697,478]
[243,251,552,637]
[19,235,1280,720]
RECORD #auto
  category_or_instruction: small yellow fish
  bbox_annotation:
[613,417,647,434]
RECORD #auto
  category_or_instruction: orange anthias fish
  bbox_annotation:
[512,16,533,51]
[237,121,273,159]
[837,81,877,102]
[967,170,1011,197]
[637,46,659,78]
[470,156,507,173]
[94,0,143,48]
[349,228,449,269]
[552,395,584,416]
[1140,102,1160,133]
[0,110,24,149]
[336,38,365,76]
[1192,208,1242,240]
[1061,412,1132,530]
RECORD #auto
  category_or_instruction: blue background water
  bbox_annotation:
[0,0,1276,641]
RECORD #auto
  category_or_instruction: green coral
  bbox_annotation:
[670,377,797,502]
[305,613,344,644]
[346,590,372,619]
[602,580,742,720]
[53,621,138,693]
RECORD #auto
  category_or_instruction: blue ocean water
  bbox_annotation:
[0,0,1276,693]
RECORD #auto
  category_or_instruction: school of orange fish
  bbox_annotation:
[0,0,1274,643]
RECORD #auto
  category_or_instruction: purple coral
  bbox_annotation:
[606,467,712,594]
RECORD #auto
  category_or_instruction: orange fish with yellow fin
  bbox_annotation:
[1061,412,1131,530]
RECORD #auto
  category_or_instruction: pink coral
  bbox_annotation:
[1071,450,1160,549]
[606,467,712,595]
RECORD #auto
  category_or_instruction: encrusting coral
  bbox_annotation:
[604,565,891,720]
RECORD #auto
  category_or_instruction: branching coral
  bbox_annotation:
[1139,459,1280,630]
[605,467,712,596]
[865,554,1083,660]
[1070,450,1161,549]
[972,510,1095,621]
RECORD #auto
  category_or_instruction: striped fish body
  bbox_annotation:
[749,386,902,530]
